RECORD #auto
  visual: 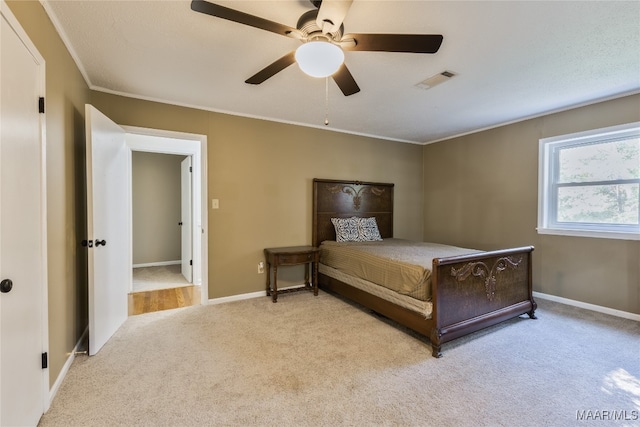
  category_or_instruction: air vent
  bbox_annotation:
[415,70,456,90]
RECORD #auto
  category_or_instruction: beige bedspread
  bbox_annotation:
[320,238,479,301]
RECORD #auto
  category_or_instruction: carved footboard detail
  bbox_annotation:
[451,256,523,301]
[432,246,535,351]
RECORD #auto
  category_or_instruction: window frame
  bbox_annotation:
[538,121,640,241]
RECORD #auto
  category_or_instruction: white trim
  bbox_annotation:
[208,291,266,305]
[536,227,640,241]
[123,126,208,303]
[539,121,640,146]
[133,261,181,268]
[425,89,640,145]
[207,285,313,305]
[533,291,640,322]
[92,86,420,145]
[48,327,88,406]
[85,79,640,147]
[39,1,91,88]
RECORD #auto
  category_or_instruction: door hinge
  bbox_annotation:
[189,166,192,173]
[42,352,48,369]
[38,97,45,114]
[190,260,193,266]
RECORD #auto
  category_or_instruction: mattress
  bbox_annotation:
[319,238,480,301]
[319,263,434,318]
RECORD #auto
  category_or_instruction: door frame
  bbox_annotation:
[124,126,208,301]
[0,0,49,414]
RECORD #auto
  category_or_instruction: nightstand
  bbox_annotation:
[264,246,319,303]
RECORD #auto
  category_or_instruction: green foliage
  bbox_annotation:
[556,137,639,225]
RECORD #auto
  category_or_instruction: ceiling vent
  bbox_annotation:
[415,70,456,90]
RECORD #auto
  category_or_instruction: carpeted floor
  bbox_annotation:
[39,292,640,427]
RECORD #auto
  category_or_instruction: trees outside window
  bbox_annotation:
[538,122,640,240]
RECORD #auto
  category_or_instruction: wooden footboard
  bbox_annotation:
[429,246,536,357]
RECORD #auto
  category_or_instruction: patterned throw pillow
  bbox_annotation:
[331,217,360,242]
[357,217,383,241]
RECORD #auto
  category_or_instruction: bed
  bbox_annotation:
[312,178,536,357]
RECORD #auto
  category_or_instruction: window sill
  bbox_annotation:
[537,227,640,241]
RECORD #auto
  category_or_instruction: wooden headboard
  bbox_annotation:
[312,178,394,247]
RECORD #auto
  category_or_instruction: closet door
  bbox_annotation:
[0,3,47,425]
[181,156,192,282]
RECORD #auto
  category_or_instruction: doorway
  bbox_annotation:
[125,128,207,315]
[85,106,208,354]
[129,152,198,314]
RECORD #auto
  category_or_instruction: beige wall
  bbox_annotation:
[7,0,91,385]
[89,92,425,297]
[132,152,184,265]
[423,94,640,314]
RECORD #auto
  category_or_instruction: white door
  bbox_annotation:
[85,105,131,355]
[181,156,192,282]
[0,3,47,425]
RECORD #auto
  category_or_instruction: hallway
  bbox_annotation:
[129,265,200,315]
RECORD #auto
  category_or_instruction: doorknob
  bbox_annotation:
[1,279,13,293]
[95,239,107,247]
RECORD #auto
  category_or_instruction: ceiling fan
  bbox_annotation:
[191,0,443,96]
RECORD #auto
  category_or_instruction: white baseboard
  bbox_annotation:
[207,285,310,305]
[49,326,88,407]
[208,291,264,305]
[133,260,181,268]
[533,291,640,322]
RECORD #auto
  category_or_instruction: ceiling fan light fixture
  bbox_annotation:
[295,41,344,78]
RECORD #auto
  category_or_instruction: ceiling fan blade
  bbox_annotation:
[245,51,297,85]
[332,64,360,96]
[316,0,353,34]
[191,0,300,38]
[342,34,443,53]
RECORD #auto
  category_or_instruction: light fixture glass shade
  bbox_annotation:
[295,41,345,78]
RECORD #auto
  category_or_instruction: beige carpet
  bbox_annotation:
[132,264,190,292]
[39,292,640,427]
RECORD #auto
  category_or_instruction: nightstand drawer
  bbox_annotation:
[278,252,314,265]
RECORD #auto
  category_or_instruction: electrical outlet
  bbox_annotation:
[258,262,264,274]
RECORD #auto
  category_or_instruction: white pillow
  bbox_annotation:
[357,217,383,241]
[331,217,360,242]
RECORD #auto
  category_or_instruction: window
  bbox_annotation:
[538,122,640,240]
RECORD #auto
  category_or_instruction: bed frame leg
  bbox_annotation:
[430,328,443,358]
[431,345,443,358]
[527,299,538,319]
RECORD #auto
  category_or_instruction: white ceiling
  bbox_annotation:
[42,0,640,144]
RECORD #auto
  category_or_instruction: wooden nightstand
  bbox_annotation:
[264,246,319,303]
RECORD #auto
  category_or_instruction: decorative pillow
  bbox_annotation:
[357,217,383,241]
[331,217,360,242]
